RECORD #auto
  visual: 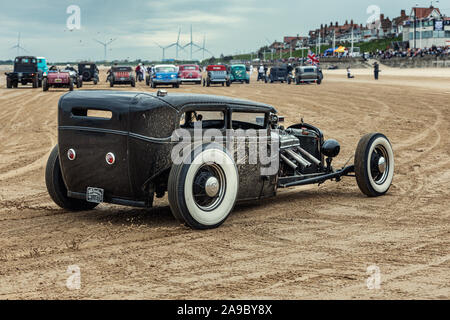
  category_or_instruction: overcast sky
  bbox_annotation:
[0,0,448,61]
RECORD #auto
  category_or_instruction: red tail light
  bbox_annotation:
[106,152,115,165]
[67,149,76,161]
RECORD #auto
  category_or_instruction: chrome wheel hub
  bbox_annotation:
[370,145,390,185]
[378,156,386,173]
[193,163,226,211]
[205,177,220,197]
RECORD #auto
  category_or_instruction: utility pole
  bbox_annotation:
[351,27,354,55]
[413,7,416,49]
[419,18,422,49]
[333,30,336,56]
[290,41,292,58]
[316,32,321,55]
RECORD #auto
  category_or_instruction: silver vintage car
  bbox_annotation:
[294,65,323,85]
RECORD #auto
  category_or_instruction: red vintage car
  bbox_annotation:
[43,69,73,92]
[108,66,135,87]
[178,64,202,84]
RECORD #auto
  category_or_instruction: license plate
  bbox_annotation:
[18,73,23,77]
[86,187,104,203]
[120,77,125,81]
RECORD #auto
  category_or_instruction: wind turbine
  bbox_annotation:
[166,28,185,60]
[10,33,28,56]
[194,35,214,60]
[154,41,174,61]
[265,38,274,60]
[93,38,116,61]
[183,25,202,60]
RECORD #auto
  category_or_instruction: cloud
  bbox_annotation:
[0,0,428,61]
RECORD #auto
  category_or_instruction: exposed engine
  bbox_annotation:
[278,124,325,177]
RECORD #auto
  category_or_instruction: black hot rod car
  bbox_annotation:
[46,91,394,229]
[78,62,99,85]
[5,56,42,88]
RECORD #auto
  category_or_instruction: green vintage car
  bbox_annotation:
[229,64,250,84]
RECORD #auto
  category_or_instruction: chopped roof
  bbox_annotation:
[62,91,277,113]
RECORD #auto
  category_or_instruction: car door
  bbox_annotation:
[229,107,277,201]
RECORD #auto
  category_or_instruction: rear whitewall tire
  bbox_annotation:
[45,145,98,211]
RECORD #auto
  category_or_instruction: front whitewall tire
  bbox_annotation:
[168,144,239,229]
[355,133,394,197]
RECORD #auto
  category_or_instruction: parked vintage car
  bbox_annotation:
[149,64,180,88]
[37,57,49,81]
[203,65,231,87]
[5,56,42,88]
[109,66,136,87]
[63,65,83,88]
[45,91,394,230]
[78,62,99,85]
[229,64,250,84]
[267,65,290,83]
[42,68,74,91]
[294,65,323,85]
[178,64,202,84]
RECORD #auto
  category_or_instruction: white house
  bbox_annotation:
[403,6,450,48]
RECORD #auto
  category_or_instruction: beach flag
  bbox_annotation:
[307,50,320,65]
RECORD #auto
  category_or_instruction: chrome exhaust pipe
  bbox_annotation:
[285,149,311,168]
[296,147,321,166]
[280,153,298,170]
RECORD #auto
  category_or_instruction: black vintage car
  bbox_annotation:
[78,62,99,85]
[5,56,42,88]
[46,91,394,229]
[267,65,291,84]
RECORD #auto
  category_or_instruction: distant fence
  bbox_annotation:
[318,57,369,69]
[380,56,449,68]
[260,57,370,69]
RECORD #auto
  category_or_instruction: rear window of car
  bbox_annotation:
[156,67,176,73]
[180,110,225,129]
[182,66,197,70]
[303,68,315,73]
[233,66,246,70]
[16,58,35,64]
[232,112,266,129]
[208,66,226,71]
